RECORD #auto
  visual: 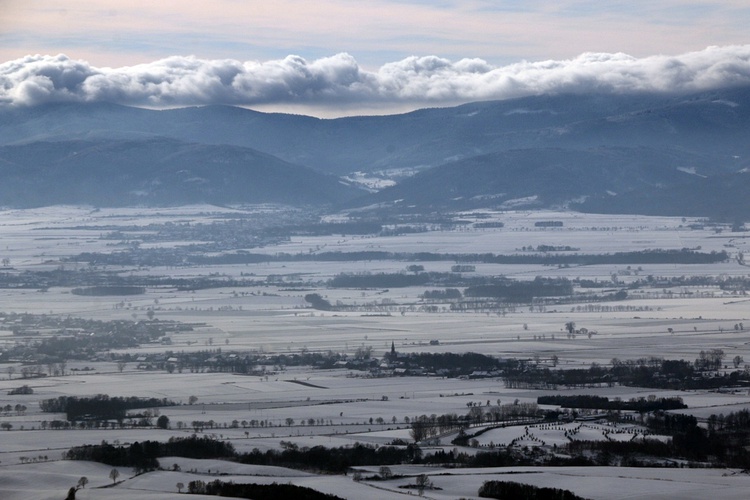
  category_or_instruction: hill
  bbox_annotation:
[0,138,360,207]
[2,87,749,177]
[1,86,750,215]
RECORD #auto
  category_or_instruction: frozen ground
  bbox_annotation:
[1,206,749,498]
[3,460,750,500]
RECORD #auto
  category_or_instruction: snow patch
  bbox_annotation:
[470,193,507,200]
[499,195,540,208]
[677,167,707,178]
[341,172,397,192]
[712,99,739,107]
[504,108,553,115]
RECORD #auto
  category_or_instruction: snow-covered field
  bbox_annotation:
[4,461,750,500]
[1,206,749,498]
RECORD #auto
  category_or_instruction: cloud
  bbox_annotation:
[2,46,750,109]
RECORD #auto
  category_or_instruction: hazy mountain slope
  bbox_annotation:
[1,86,750,215]
[348,146,721,210]
[0,138,360,207]
[578,170,750,220]
[2,86,749,176]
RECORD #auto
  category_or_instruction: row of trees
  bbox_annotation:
[465,277,573,301]
[409,402,541,443]
[1,403,27,415]
[185,479,344,499]
[179,248,732,267]
[65,436,235,472]
[505,355,750,391]
[479,480,586,500]
[39,395,175,422]
[537,395,686,413]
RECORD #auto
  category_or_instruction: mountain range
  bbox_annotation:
[1,85,749,217]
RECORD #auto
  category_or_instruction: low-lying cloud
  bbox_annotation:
[2,46,750,109]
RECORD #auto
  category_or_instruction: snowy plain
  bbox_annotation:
[1,206,749,499]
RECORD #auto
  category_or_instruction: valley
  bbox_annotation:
[1,205,749,499]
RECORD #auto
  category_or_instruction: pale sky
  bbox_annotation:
[1,0,750,116]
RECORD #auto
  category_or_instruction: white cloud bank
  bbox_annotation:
[2,46,750,109]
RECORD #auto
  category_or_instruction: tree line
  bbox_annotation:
[479,480,587,500]
[40,395,175,421]
[185,480,345,500]
[464,277,573,300]
[64,436,598,474]
[68,248,729,268]
[537,395,687,412]
[505,355,750,391]
[65,435,235,472]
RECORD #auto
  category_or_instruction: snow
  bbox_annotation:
[1,206,750,499]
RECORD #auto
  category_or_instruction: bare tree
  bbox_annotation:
[416,474,432,495]
[733,355,744,369]
[176,482,184,493]
[109,468,120,484]
[77,477,88,489]
[410,419,428,442]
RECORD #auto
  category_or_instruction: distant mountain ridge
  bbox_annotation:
[1,86,749,215]
[352,146,720,209]
[3,87,749,174]
[0,138,359,207]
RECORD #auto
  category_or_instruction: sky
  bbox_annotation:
[1,0,750,116]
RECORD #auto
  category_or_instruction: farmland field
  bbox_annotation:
[1,205,749,499]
